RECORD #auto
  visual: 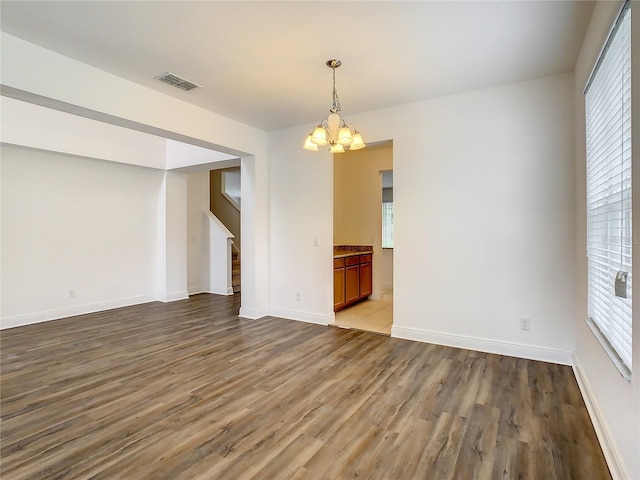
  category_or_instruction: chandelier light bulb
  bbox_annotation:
[311,125,328,146]
[303,135,319,151]
[330,143,345,154]
[349,132,366,150]
[338,126,353,145]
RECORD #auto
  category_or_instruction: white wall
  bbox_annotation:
[269,73,576,364]
[334,144,393,299]
[206,211,234,296]
[187,171,211,294]
[239,154,270,319]
[1,33,267,157]
[155,171,188,303]
[573,2,640,479]
[381,249,393,291]
[1,97,168,170]
[268,137,334,324]
[166,140,237,170]
[1,32,270,319]
[1,145,163,328]
[392,74,576,364]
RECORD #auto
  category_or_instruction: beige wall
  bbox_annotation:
[334,143,393,298]
[210,167,241,250]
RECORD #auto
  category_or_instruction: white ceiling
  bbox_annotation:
[1,1,594,132]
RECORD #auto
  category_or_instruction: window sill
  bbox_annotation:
[585,317,632,381]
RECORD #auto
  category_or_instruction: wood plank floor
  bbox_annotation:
[1,294,610,479]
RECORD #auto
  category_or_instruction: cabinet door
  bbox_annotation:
[345,265,360,304]
[359,262,372,298]
[334,267,346,311]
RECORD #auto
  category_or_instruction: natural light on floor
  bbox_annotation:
[332,291,393,335]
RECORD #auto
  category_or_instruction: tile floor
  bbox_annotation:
[331,293,393,335]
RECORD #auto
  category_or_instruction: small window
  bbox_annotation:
[382,202,394,249]
[382,170,393,249]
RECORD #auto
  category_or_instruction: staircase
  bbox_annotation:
[232,250,241,293]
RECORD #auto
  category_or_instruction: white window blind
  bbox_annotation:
[585,2,632,373]
[382,202,394,249]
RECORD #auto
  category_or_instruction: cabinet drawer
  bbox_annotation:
[346,255,360,266]
[359,254,372,264]
[334,258,345,269]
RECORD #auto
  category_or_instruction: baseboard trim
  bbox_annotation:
[156,291,189,303]
[238,306,269,320]
[268,307,333,326]
[207,285,234,296]
[188,285,208,296]
[572,355,628,480]
[391,325,573,365]
[0,294,156,330]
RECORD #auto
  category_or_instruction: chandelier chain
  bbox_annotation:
[330,65,341,114]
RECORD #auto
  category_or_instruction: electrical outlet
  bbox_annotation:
[520,317,531,331]
[295,292,301,301]
[68,288,76,298]
[313,238,319,248]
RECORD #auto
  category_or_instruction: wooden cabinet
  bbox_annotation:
[359,257,372,297]
[333,259,345,310]
[345,265,360,304]
[334,251,373,312]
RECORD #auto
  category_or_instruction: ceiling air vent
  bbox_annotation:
[154,72,201,91]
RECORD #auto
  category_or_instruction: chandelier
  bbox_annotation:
[303,59,366,153]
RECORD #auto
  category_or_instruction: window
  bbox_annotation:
[382,171,393,248]
[585,2,632,376]
[382,202,394,248]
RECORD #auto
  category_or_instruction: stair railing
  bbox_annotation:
[205,211,235,295]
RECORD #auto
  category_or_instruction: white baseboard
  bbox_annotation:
[268,307,333,326]
[156,291,189,303]
[188,285,208,295]
[207,285,234,296]
[0,294,156,330]
[238,306,269,320]
[391,325,573,365]
[572,355,628,480]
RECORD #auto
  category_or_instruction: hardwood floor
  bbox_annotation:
[1,294,610,479]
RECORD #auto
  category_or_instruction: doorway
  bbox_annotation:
[210,166,241,293]
[331,141,394,334]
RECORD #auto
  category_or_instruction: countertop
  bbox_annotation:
[334,245,373,258]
